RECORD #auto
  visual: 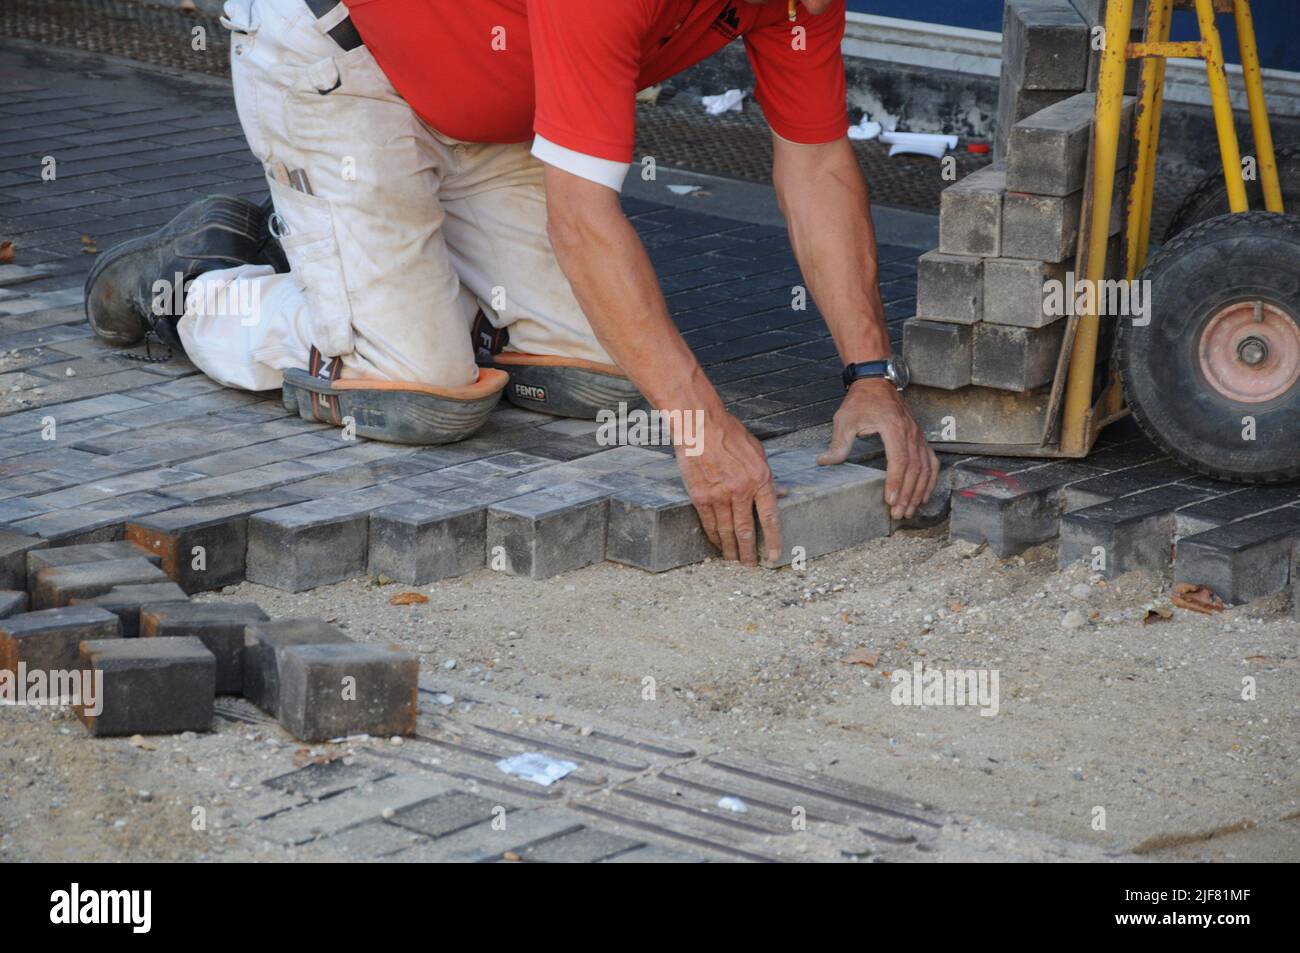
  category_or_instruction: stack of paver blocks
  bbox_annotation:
[903,0,1134,446]
[0,536,417,741]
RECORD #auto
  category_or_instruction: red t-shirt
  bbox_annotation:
[343,0,848,163]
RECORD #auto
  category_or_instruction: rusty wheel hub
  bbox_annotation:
[1198,300,1300,403]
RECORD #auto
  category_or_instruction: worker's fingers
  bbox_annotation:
[713,502,740,562]
[879,427,912,516]
[895,444,925,519]
[731,496,759,567]
[922,448,941,506]
[755,480,783,564]
[694,500,722,552]
[816,412,857,466]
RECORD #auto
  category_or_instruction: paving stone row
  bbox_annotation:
[0,536,420,740]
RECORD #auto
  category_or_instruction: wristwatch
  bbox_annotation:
[842,356,910,392]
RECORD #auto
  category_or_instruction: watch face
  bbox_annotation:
[888,356,911,390]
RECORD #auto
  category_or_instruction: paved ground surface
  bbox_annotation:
[1,36,1297,863]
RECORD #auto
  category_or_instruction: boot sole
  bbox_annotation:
[492,354,645,418]
[280,368,508,445]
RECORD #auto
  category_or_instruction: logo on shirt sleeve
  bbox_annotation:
[709,1,742,41]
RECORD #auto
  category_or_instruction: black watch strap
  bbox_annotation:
[842,360,891,391]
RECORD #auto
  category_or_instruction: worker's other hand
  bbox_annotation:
[818,379,939,520]
[676,412,782,567]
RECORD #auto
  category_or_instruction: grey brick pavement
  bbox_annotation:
[2,42,1299,604]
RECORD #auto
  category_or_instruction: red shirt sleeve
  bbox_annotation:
[744,0,849,144]
[527,0,650,163]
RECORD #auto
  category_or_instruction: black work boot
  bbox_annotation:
[84,195,266,349]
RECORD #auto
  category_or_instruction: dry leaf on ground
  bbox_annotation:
[843,649,880,667]
[389,591,429,606]
[0,240,14,264]
[1171,583,1225,614]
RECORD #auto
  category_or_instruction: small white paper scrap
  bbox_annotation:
[496,752,579,786]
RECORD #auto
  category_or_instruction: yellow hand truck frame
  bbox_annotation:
[1045,0,1285,456]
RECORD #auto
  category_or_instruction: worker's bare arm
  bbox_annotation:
[542,165,781,565]
[771,134,938,519]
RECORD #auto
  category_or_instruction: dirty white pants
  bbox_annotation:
[180,0,612,392]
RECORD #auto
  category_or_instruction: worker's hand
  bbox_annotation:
[818,379,939,520]
[676,412,782,566]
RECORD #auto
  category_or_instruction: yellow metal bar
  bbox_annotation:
[1233,0,1284,212]
[1128,0,1174,277]
[1128,40,1205,57]
[1061,0,1134,456]
[1196,0,1249,212]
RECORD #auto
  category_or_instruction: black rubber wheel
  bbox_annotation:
[1118,211,1300,484]
[1163,145,1300,242]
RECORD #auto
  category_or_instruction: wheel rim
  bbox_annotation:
[1197,300,1300,403]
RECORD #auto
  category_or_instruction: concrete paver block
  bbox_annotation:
[76,636,215,736]
[31,556,170,610]
[972,320,1066,392]
[70,581,189,637]
[487,482,611,579]
[983,257,1070,329]
[368,499,487,585]
[1008,93,1135,196]
[916,251,983,325]
[1174,508,1300,605]
[140,601,269,694]
[760,463,890,568]
[24,538,156,592]
[0,530,48,591]
[0,590,30,619]
[903,318,973,390]
[938,162,1006,258]
[277,643,419,742]
[0,605,121,675]
[606,481,716,572]
[1003,0,1090,91]
[125,490,302,593]
[246,485,417,592]
[244,618,353,715]
[1059,484,1212,577]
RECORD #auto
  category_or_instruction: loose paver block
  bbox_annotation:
[1174,508,1300,605]
[1001,174,1124,263]
[31,556,170,610]
[1007,93,1135,195]
[1002,0,1090,91]
[0,531,48,590]
[487,482,611,579]
[983,257,1071,329]
[938,162,1006,258]
[972,321,1066,392]
[24,539,159,592]
[70,581,190,638]
[0,590,29,619]
[760,464,890,568]
[915,251,983,325]
[606,481,716,572]
[246,485,417,591]
[139,602,269,693]
[0,605,121,674]
[75,636,215,737]
[903,318,973,390]
[1059,484,1211,577]
[368,499,487,585]
[125,490,303,593]
[243,618,353,715]
[276,642,419,742]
